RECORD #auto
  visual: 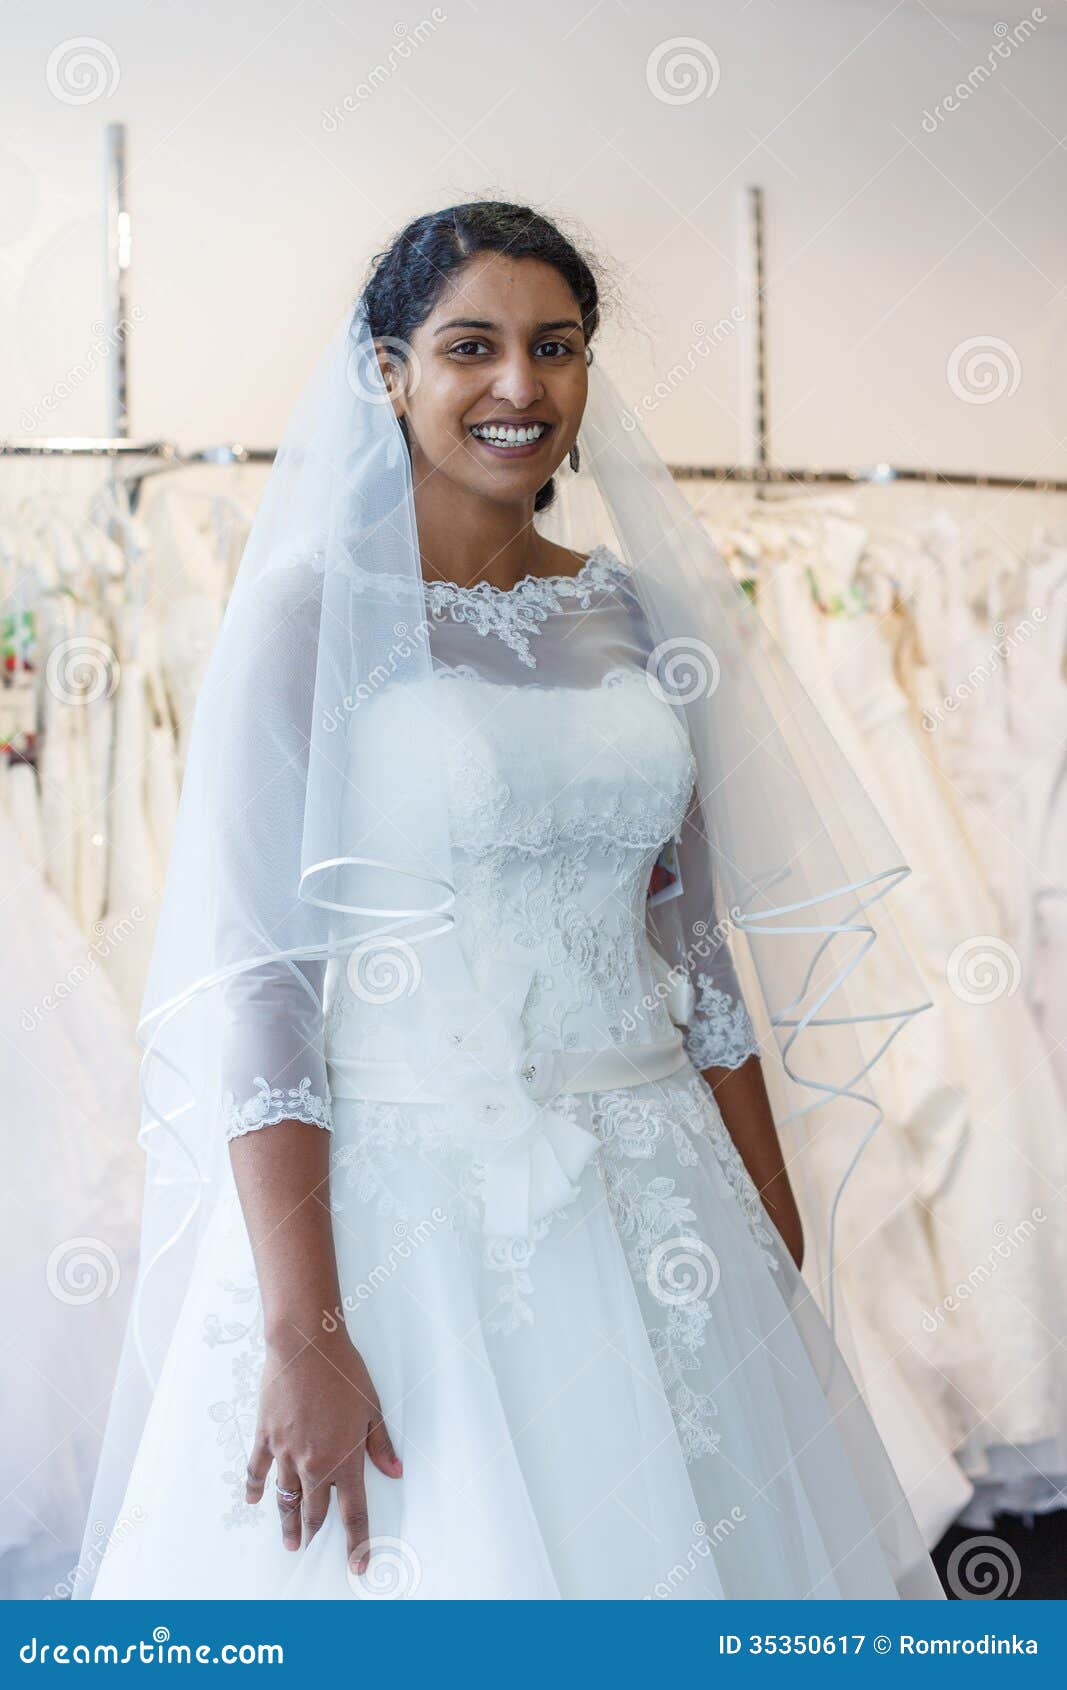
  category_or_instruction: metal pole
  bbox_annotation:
[104,122,131,438]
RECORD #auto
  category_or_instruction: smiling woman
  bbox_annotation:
[359,208,596,592]
[77,201,943,1603]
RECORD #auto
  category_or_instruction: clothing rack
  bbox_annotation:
[667,463,1067,493]
[5,139,1065,499]
[8,136,1066,502]
[2,437,1066,496]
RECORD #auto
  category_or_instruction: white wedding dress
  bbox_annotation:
[90,547,941,1600]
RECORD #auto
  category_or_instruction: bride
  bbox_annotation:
[79,200,943,1601]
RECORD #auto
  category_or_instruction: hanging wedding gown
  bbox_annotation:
[0,804,143,1599]
[713,496,1067,1528]
[90,546,941,1601]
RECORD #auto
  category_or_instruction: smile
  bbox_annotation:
[469,422,552,455]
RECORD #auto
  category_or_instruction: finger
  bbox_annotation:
[337,1465,371,1577]
[245,1436,273,1506]
[365,1411,403,1479]
[301,1469,332,1547]
[274,1456,303,1552]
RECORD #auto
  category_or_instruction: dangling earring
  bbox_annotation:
[569,442,581,473]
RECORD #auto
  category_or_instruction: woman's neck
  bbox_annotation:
[414,483,565,592]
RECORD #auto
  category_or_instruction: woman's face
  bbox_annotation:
[386,252,589,509]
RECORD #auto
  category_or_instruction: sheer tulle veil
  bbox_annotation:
[72,299,931,1595]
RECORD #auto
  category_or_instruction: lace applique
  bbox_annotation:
[449,761,694,855]
[680,1073,779,1271]
[480,1216,563,1335]
[328,1100,569,1336]
[596,1121,722,1463]
[593,1086,700,1167]
[423,545,630,667]
[684,976,761,1071]
[590,1072,779,1462]
[222,1075,333,1140]
[329,1102,466,1225]
[203,1264,265,1530]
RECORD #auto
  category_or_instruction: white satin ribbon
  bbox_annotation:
[327,1031,689,1238]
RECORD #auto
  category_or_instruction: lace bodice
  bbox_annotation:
[419,544,634,667]
[222,545,760,1143]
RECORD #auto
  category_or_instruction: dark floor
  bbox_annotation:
[933,1509,1067,1599]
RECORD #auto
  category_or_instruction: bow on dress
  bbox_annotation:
[413,954,601,1239]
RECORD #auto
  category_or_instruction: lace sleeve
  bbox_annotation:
[220,963,333,1140]
[646,786,761,1073]
[213,575,333,1143]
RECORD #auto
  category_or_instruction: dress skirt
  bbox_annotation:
[91,1065,943,1600]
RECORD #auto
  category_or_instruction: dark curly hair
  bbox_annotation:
[358,200,601,514]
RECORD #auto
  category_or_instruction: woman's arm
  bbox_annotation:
[700,1055,804,1270]
[230,1119,403,1577]
[210,575,402,1578]
[645,780,805,1271]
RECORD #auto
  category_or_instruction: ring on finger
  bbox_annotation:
[276,1482,302,1507]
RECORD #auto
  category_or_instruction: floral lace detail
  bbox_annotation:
[329,1101,468,1226]
[324,1069,778,1475]
[684,976,761,1070]
[478,1204,564,1336]
[591,1078,774,1462]
[594,1093,723,1462]
[203,1264,265,1529]
[222,1075,333,1140]
[680,1073,779,1271]
[423,545,631,667]
[448,743,695,856]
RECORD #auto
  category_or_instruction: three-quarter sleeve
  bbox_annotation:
[210,571,334,1143]
[220,960,333,1139]
[646,785,762,1072]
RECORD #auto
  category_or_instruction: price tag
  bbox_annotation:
[648,835,684,906]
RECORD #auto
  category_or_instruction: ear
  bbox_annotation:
[374,342,409,421]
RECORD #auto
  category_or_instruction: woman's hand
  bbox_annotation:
[245,1322,403,1578]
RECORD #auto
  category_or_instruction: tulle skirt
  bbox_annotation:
[91,1067,943,1600]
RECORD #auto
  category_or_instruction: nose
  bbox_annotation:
[490,352,546,412]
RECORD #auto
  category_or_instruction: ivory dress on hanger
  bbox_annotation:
[753,506,1067,1527]
[0,805,142,1598]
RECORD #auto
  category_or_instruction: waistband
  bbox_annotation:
[327,1030,690,1105]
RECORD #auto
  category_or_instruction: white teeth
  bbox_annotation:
[471,422,547,447]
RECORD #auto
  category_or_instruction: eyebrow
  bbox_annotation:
[432,317,583,336]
